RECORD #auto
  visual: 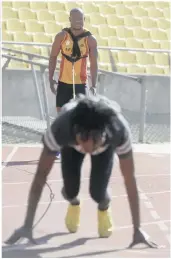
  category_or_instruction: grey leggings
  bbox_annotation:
[60,146,114,207]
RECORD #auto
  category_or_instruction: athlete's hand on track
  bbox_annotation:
[50,79,58,95]
[128,228,159,249]
[4,226,36,245]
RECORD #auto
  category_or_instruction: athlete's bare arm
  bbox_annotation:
[119,151,140,230]
[5,146,56,244]
[119,151,158,248]
[88,35,98,89]
[49,31,66,94]
[49,31,65,81]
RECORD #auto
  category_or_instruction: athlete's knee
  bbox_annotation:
[61,186,79,201]
[90,186,110,209]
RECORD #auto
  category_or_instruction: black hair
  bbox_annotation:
[70,95,122,144]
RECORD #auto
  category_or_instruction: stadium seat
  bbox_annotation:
[84,15,90,23]
[136,52,155,65]
[124,16,141,27]
[107,15,124,27]
[98,25,116,38]
[18,8,36,21]
[33,33,52,43]
[140,17,157,29]
[25,21,44,33]
[116,27,133,39]
[163,8,170,19]
[127,65,145,74]
[40,47,50,57]
[117,65,127,73]
[37,10,55,22]
[98,63,111,71]
[47,2,66,12]
[150,29,167,41]
[125,39,143,49]
[154,2,170,9]
[44,22,63,34]
[2,7,18,20]
[107,1,122,6]
[98,49,111,64]
[143,40,160,49]
[6,19,25,32]
[2,31,13,41]
[154,53,169,66]
[22,46,41,55]
[90,14,107,25]
[147,8,164,18]
[114,5,132,16]
[166,29,170,41]
[157,19,170,30]
[131,6,148,17]
[160,41,170,50]
[81,3,99,13]
[65,2,82,11]
[117,51,137,64]
[8,59,29,69]
[138,2,154,8]
[98,4,116,15]
[55,11,69,24]
[133,28,150,39]
[145,66,164,75]
[13,32,32,42]
[163,67,170,75]
[12,1,30,9]
[29,2,47,10]
[124,2,139,6]
[108,37,126,47]
[95,35,108,46]
[85,24,98,35]
[2,1,12,7]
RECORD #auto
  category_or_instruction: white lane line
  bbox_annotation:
[150,210,161,220]
[144,201,154,209]
[2,147,18,171]
[3,143,170,154]
[138,187,170,244]
[2,190,170,208]
[2,174,170,185]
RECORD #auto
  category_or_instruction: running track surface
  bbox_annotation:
[2,144,170,258]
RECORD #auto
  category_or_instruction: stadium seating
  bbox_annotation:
[2,1,170,75]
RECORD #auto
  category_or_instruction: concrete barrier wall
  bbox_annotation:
[2,70,170,119]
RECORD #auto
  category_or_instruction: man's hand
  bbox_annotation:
[128,228,158,249]
[89,86,96,96]
[50,79,58,95]
[4,226,36,245]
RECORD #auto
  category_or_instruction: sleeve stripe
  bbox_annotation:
[116,137,131,155]
[44,127,60,151]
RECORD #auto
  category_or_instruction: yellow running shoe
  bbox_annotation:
[65,204,81,233]
[98,207,113,238]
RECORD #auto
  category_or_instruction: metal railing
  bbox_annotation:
[2,42,171,143]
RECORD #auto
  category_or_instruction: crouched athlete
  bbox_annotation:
[5,95,158,248]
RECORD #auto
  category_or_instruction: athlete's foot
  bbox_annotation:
[98,207,113,238]
[65,204,81,233]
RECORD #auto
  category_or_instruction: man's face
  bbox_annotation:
[69,11,84,30]
[76,135,103,154]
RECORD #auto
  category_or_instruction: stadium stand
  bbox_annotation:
[2,1,170,74]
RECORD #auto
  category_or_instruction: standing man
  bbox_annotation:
[49,8,98,159]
